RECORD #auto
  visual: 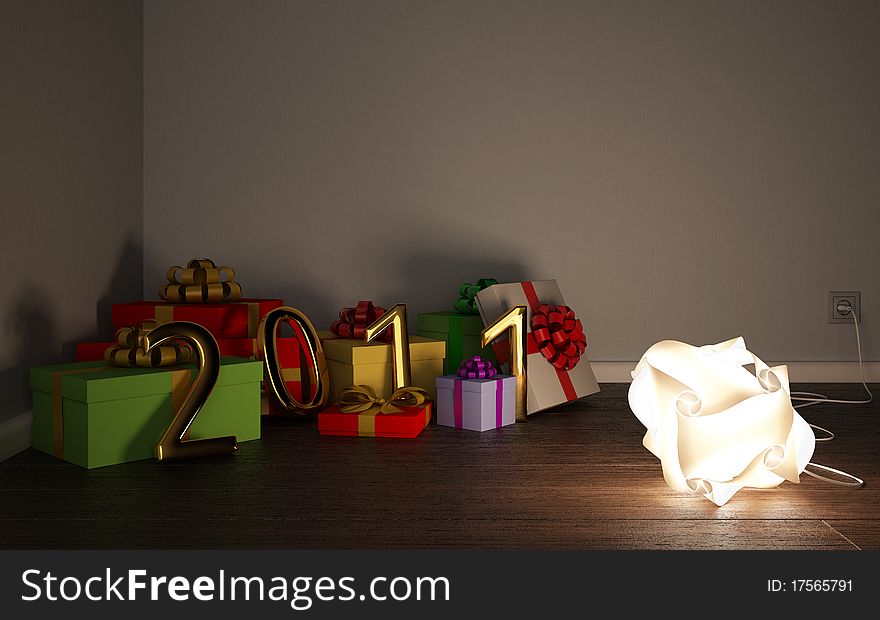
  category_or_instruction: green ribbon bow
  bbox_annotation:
[453,278,498,315]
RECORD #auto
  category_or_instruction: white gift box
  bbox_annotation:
[436,374,516,431]
[475,279,600,415]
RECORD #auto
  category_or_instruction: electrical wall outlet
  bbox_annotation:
[828,291,860,324]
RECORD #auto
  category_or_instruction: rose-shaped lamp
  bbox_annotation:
[628,337,815,506]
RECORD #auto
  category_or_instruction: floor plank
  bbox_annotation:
[824,520,880,550]
[0,518,855,550]
[1,383,876,549]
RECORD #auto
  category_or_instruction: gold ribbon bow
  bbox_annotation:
[338,385,429,415]
[159,258,242,303]
[104,320,194,367]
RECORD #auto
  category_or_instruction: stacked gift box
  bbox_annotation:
[316,301,445,438]
[319,331,445,403]
[417,278,498,374]
[76,298,318,408]
[318,384,433,438]
[31,259,279,467]
[30,265,602,465]
[430,278,600,430]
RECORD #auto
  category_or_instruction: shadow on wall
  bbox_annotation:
[270,251,530,332]
[268,279,338,335]
[388,251,530,324]
[0,236,142,424]
[92,234,143,348]
[0,286,59,424]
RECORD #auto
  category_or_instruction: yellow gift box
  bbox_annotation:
[318,331,446,402]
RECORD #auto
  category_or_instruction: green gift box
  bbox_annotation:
[417,311,497,375]
[29,357,262,469]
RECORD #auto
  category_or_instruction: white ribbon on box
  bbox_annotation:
[628,337,815,506]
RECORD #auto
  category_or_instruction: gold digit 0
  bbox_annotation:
[481,306,527,422]
[144,321,238,460]
[258,306,329,415]
[364,303,411,390]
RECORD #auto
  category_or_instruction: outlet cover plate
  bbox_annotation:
[828,290,861,324]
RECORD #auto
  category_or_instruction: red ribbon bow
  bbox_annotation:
[530,304,586,371]
[330,301,391,340]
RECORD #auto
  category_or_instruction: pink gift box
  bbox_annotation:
[436,374,516,431]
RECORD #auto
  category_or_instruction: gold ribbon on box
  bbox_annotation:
[338,385,429,437]
[151,300,263,338]
[339,385,429,413]
[159,258,242,303]
[49,364,194,458]
[51,365,113,457]
[104,321,194,368]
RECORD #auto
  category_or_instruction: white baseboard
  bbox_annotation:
[0,411,32,463]
[592,361,880,383]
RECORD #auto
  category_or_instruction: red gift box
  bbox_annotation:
[75,342,116,364]
[318,402,432,438]
[111,298,283,340]
[257,319,319,413]
[221,335,312,407]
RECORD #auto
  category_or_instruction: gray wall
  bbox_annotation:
[0,0,143,424]
[143,0,880,362]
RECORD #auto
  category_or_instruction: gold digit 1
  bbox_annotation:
[143,321,238,460]
[257,306,329,415]
[481,306,527,422]
[364,303,411,390]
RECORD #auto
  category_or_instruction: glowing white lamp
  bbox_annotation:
[629,337,815,506]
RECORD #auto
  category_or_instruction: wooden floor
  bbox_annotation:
[1,383,877,550]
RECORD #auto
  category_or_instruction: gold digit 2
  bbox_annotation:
[144,321,238,460]
[481,306,528,422]
[258,306,329,415]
